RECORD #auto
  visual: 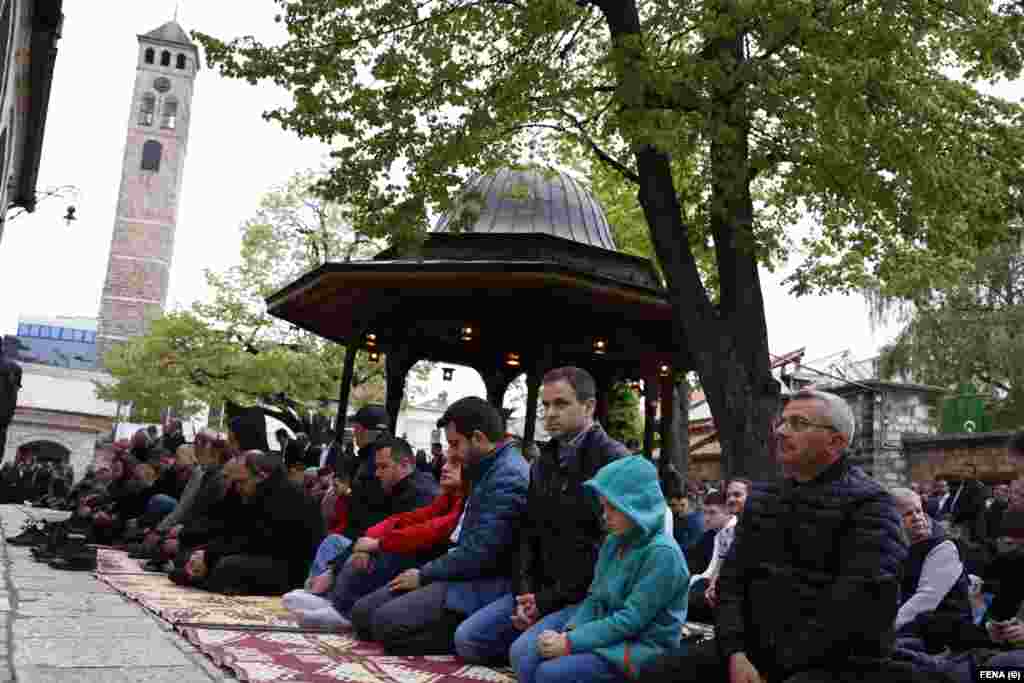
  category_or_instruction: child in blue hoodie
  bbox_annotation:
[509,455,689,683]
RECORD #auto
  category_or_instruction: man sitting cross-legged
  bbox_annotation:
[175,450,325,595]
[453,366,627,664]
[647,389,910,683]
[305,434,438,580]
[282,456,466,628]
[349,396,530,655]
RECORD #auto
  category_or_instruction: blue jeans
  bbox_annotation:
[454,593,522,663]
[329,550,418,616]
[510,604,591,683]
[309,534,352,579]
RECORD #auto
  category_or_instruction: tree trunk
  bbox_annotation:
[659,377,688,481]
[601,0,780,481]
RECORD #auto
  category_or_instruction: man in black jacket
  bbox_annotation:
[649,389,908,683]
[179,450,325,595]
[452,366,627,664]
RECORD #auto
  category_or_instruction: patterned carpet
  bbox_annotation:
[180,628,517,683]
[95,547,164,575]
[95,548,711,683]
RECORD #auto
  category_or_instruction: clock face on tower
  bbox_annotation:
[153,76,171,93]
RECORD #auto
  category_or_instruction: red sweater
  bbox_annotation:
[328,495,349,535]
[365,491,465,555]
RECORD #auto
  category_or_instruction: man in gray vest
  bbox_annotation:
[0,337,23,462]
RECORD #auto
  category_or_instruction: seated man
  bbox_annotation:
[685,491,729,623]
[306,436,438,578]
[687,478,749,623]
[891,487,971,639]
[648,389,907,683]
[283,458,465,628]
[177,450,325,595]
[454,366,627,664]
[349,396,529,655]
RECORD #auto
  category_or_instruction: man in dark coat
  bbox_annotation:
[453,366,627,664]
[179,451,325,595]
[648,389,908,683]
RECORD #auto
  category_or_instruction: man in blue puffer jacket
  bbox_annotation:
[350,396,529,655]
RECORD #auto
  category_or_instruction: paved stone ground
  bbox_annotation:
[0,504,233,683]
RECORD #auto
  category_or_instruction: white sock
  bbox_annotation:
[297,606,350,629]
[282,589,333,614]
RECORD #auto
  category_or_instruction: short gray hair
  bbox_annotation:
[889,487,920,507]
[790,390,856,443]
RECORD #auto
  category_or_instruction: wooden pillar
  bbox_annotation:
[594,370,612,428]
[334,344,359,436]
[642,367,658,461]
[384,349,414,434]
[524,371,541,446]
[659,374,687,481]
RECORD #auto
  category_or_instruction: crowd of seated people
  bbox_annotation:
[0,458,74,507]
[13,366,1024,683]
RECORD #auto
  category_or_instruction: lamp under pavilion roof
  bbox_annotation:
[266,167,687,455]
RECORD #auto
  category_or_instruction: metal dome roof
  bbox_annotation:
[433,168,617,251]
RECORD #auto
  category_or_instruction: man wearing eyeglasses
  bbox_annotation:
[648,389,907,683]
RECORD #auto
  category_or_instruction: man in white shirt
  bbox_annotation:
[891,488,970,637]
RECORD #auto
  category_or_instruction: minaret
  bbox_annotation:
[95,20,198,364]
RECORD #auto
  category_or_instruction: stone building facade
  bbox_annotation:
[823,380,944,487]
[96,21,198,362]
[3,361,117,477]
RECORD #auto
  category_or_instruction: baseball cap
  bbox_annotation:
[352,405,390,431]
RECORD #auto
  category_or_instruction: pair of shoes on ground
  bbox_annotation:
[7,520,50,546]
[282,589,351,630]
[143,558,174,573]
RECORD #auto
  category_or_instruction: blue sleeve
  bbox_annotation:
[419,466,528,583]
[567,544,688,653]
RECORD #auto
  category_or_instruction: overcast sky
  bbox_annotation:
[6,1,1013,404]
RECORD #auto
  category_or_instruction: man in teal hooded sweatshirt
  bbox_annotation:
[509,455,689,683]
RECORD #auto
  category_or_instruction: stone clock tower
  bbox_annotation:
[96,21,198,364]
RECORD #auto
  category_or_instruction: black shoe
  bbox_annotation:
[48,547,97,571]
[8,521,47,546]
[143,558,172,573]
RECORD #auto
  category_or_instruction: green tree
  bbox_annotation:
[605,381,643,447]
[876,235,1024,430]
[197,0,1024,477]
[97,171,412,441]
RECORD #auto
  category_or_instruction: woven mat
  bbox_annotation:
[98,572,306,631]
[95,548,163,575]
[181,627,517,683]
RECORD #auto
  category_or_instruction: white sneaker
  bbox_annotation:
[296,606,351,630]
[282,589,333,614]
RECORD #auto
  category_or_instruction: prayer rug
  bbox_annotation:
[181,627,518,683]
[94,547,161,575]
[98,573,308,631]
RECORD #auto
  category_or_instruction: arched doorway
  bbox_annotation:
[16,440,70,465]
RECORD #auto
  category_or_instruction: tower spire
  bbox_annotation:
[173,1,180,22]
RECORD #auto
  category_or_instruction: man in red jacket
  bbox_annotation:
[283,457,464,628]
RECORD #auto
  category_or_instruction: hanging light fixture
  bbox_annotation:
[460,326,474,342]
[365,332,378,349]
[505,352,521,368]
[368,350,381,363]
[659,363,671,378]
[442,367,455,382]
[593,338,608,355]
